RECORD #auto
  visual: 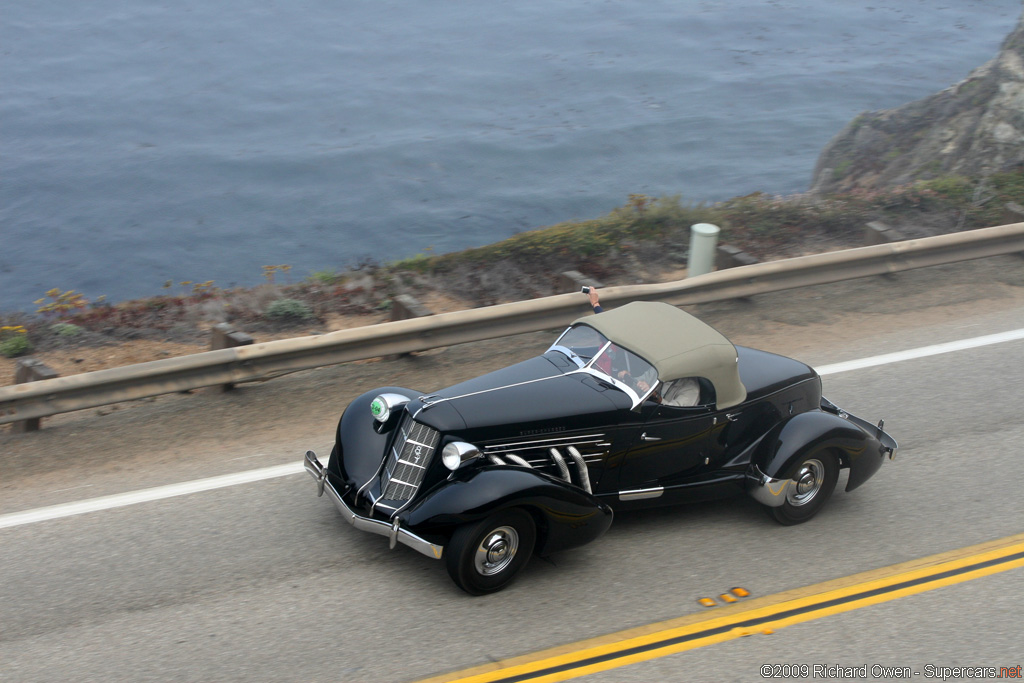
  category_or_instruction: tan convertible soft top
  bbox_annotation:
[574,301,747,409]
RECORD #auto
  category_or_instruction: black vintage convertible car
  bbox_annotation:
[304,302,896,594]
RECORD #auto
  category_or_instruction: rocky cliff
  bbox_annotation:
[810,12,1024,195]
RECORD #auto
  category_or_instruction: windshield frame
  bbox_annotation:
[550,327,660,408]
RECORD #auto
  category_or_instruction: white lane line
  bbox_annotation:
[816,328,1024,376]
[2,327,1023,530]
[0,462,304,529]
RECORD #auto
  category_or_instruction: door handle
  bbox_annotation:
[640,432,661,442]
[726,412,741,422]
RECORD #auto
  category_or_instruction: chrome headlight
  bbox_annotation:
[370,393,411,423]
[442,441,481,471]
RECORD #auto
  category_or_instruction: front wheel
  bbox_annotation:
[767,451,839,525]
[446,509,536,595]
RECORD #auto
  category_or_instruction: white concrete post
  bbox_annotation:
[687,223,721,277]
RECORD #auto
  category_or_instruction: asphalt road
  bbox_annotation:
[2,265,1024,683]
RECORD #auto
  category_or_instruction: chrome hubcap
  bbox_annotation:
[474,526,519,576]
[787,459,825,506]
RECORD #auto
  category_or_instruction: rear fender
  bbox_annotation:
[403,467,613,556]
[751,410,887,494]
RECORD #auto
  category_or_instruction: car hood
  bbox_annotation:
[410,354,629,437]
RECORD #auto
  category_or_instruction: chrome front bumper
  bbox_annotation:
[304,450,444,560]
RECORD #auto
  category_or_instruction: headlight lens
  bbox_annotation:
[370,393,410,423]
[442,441,481,470]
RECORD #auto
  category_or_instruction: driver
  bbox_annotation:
[617,365,656,395]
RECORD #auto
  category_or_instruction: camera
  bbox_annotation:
[581,286,590,294]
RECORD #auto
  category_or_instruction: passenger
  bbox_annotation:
[585,285,603,313]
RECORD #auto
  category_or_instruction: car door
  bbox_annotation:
[616,401,717,493]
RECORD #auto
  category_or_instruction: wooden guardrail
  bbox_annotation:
[2,222,1022,427]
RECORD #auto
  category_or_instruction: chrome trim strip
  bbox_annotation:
[357,448,389,500]
[483,433,608,451]
[525,453,604,466]
[618,486,664,501]
[396,459,426,469]
[417,373,570,411]
[304,451,444,560]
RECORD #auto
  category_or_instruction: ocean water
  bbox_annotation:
[2,0,1020,310]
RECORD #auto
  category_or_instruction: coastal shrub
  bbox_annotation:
[872,171,1024,229]
[262,264,292,284]
[51,322,84,338]
[0,325,31,358]
[392,253,432,273]
[34,288,89,317]
[265,298,313,321]
[960,170,1024,228]
[391,195,715,273]
[307,270,345,286]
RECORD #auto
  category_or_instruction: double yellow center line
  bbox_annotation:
[416,533,1024,683]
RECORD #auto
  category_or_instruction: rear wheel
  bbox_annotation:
[768,451,839,525]
[446,509,536,595]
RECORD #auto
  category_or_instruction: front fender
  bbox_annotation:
[403,467,613,556]
[752,410,887,493]
[332,386,421,485]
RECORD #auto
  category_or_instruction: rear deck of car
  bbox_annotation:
[735,346,819,402]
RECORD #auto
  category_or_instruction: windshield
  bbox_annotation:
[549,325,659,405]
[588,342,658,395]
[548,325,608,367]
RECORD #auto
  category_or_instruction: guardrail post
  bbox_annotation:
[12,358,59,432]
[1006,202,1024,233]
[391,294,433,322]
[1006,204,1024,257]
[390,295,433,359]
[559,271,604,293]
[210,323,253,392]
[865,221,904,245]
[716,244,759,270]
[688,224,720,277]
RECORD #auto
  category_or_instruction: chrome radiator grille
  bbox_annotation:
[380,413,440,502]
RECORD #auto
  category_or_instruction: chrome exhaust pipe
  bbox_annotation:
[505,454,533,468]
[548,448,571,483]
[566,446,592,494]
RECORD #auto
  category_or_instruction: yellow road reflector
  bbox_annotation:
[697,598,717,608]
[719,593,737,603]
[730,587,750,598]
